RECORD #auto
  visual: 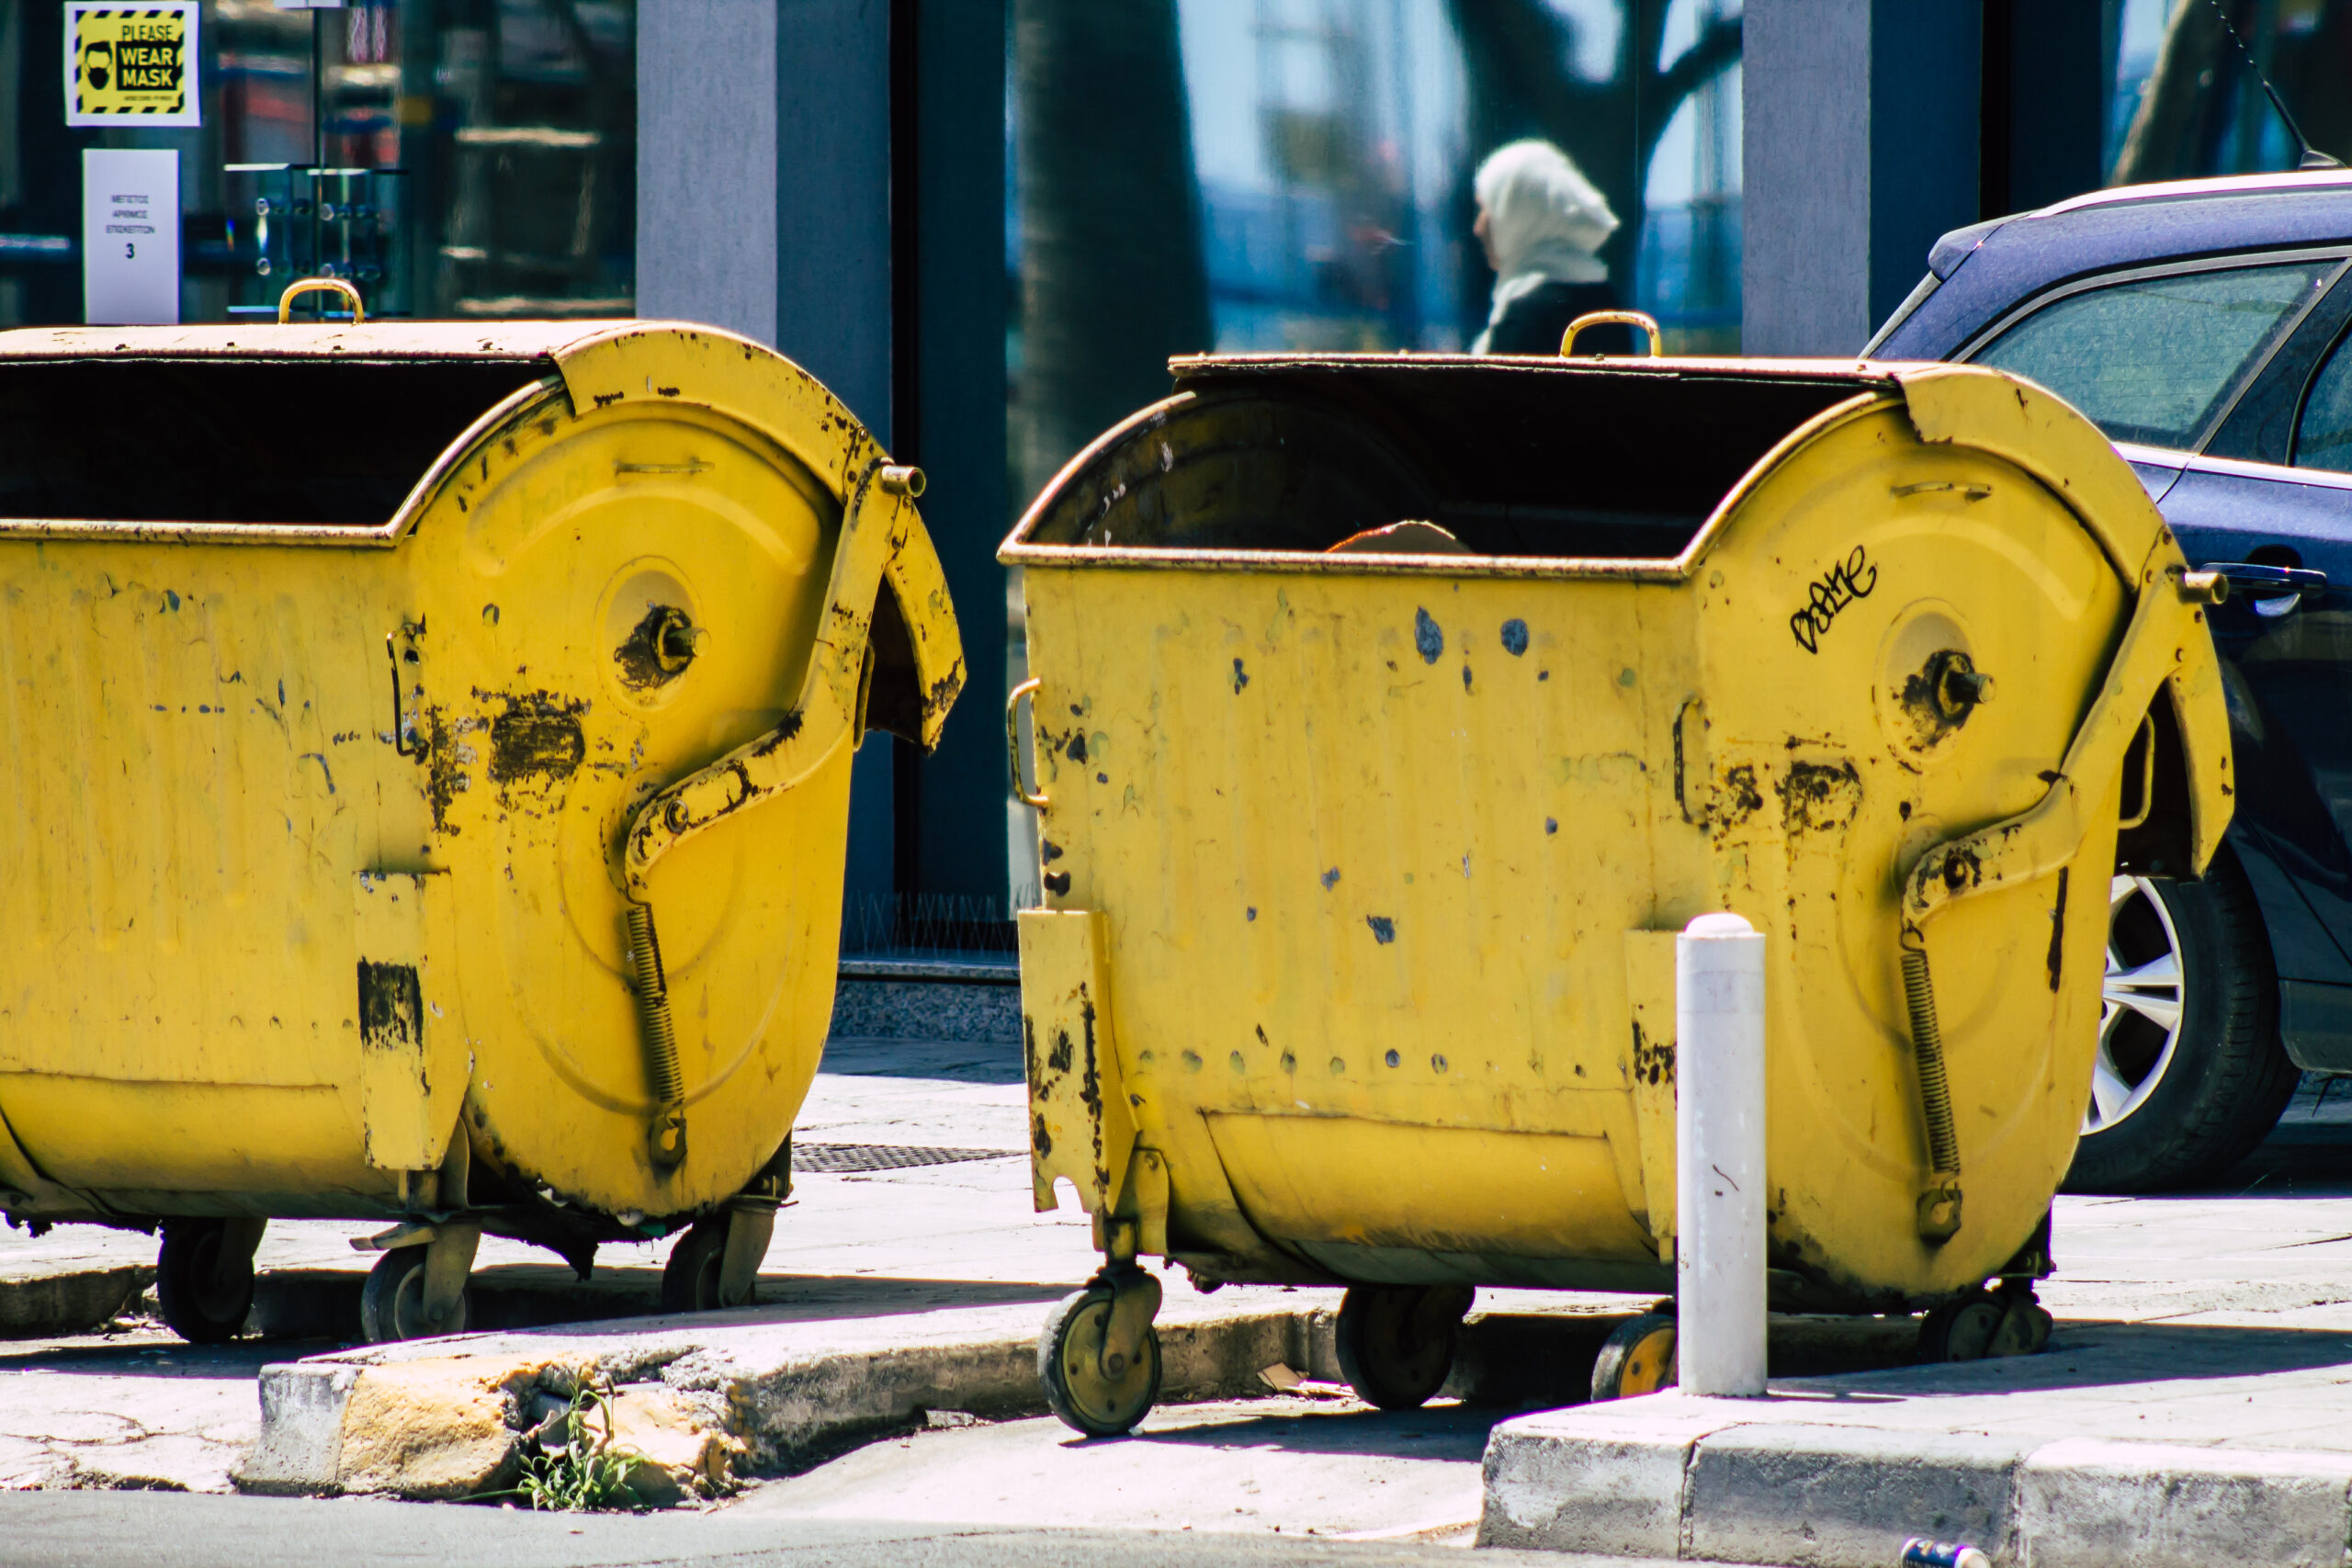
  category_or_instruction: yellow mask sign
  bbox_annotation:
[65,5,200,128]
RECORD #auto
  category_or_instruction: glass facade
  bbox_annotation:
[1007,0,1744,515]
[2109,0,2352,182]
[0,0,635,328]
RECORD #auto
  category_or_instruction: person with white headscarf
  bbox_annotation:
[1468,139,1627,355]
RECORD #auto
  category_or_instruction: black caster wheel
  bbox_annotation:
[1590,1312,1679,1401]
[1334,1284,1474,1410]
[359,1245,469,1343]
[1039,1283,1161,1437]
[1919,1290,2005,1362]
[155,1219,258,1345]
[1988,1286,2053,1358]
[661,1216,733,1313]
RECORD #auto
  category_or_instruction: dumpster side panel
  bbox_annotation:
[1021,564,1698,1287]
[0,541,408,1203]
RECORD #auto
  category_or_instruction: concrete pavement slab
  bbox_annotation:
[726,1394,1494,1541]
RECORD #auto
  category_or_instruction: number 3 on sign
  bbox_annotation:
[125,243,135,259]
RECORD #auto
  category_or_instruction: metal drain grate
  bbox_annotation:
[791,1142,1022,1174]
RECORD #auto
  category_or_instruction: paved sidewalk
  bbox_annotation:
[1481,1082,2352,1567]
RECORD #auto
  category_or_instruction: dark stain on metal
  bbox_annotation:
[1366,915,1396,943]
[1077,997,1109,1196]
[1778,760,1862,835]
[593,390,625,409]
[2046,866,2070,993]
[1501,618,1530,656]
[1046,1024,1075,1077]
[1065,731,1088,763]
[164,589,180,612]
[357,960,424,1060]
[1632,1021,1675,1087]
[1044,870,1072,895]
[488,693,587,785]
[1462,663,1474,693]
[614,604,696,692]
[1245,906,1257,920]
[1545,818,1558,835]
[1718,764,1763,828]
[1040,839,1064,863]
[1320,866,1341,890]
[1414,607,1443,664]
[1232,657,1249,693]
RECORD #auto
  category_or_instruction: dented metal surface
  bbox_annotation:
[0,320,964,1258]
[1002,352,2231,1311]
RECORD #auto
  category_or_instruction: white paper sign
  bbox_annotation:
[84,149,180,325]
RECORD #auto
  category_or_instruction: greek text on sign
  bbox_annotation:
[65,5,201,128]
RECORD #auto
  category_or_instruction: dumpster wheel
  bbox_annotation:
[1038,1281,1162,1438]
[1919,1284,2052,1363]
[359,1245,469,1342]
[154,1218,264,1345]
[1334,1284,1474,1409]
[1590,1313,1679,1402]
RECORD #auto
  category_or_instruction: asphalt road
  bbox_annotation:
[0,1492,1710,1568]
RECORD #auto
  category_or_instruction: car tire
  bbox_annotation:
[2063,845,2298,1194]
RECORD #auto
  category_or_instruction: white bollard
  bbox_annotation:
[1677,909,1767,1396]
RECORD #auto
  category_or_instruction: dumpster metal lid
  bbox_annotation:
[0,321,632,363]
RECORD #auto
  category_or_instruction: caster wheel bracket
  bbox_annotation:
[1093,1264,1162,1383]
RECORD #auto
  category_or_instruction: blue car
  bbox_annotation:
[1870,171,2352,1192]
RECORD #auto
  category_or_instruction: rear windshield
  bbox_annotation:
[1020,360,1871,560]
[0,357,552,525]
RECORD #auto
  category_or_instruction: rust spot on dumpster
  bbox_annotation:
[1366,915,1396,943]
[2046,866,2070,992]
[1779,760,1862,836]
[488,694,587,785]
[1717,764,1763,828]
[357,960,424,1062]
[1632,1021,1675,1087]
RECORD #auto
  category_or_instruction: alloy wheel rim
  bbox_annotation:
[2088,874,2187,1134]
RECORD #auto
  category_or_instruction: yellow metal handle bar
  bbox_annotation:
[277,276,366,323]
[1905,555,2224,931]
[1006,677,1047,809]
[622,457,914,896]
[1559,310,1662,358]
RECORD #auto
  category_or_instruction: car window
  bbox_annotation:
[1971,262,2330,449]
[2296,329,2352,473]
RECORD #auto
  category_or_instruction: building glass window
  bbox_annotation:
[0,0,635,329]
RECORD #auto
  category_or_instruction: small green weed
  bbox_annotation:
[482,1382,652,1513]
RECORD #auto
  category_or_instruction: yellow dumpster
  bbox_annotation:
[1001,347,2232,1432]
[0,303,963,1342]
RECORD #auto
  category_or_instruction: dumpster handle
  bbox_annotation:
[277,276,366,323]
[1007,677,1048,809]
[1560,310,1662,358]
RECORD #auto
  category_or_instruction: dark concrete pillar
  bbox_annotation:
[1742,0,1984,355]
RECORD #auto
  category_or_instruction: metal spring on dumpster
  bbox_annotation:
[628,903,688,1169]
[1901,941,1963,1241]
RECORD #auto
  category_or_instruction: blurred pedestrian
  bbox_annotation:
[1469,139,1628,355]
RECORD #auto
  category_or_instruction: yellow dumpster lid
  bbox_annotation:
[0,321,631,363]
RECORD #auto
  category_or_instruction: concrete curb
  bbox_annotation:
[0,1264,149,1339]
[236,1302,1344,1500]
[1479,1405,2352,1568]
[232,1303,1644,1503]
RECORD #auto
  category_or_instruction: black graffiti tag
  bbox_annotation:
[1789,545,1877,654]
